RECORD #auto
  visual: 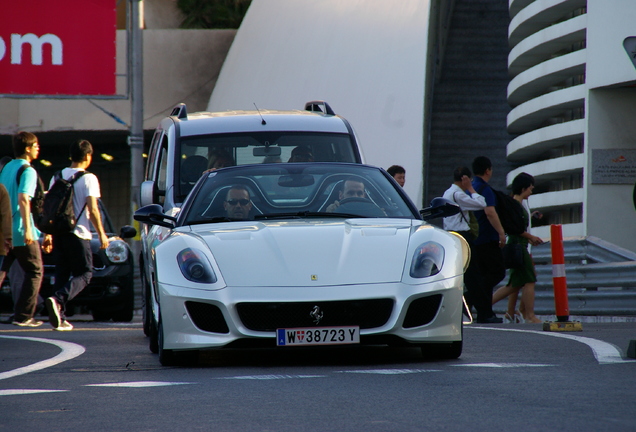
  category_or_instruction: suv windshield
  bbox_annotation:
[176,132,357,201]
[181,163,418,225]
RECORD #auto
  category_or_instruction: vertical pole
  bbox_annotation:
[128,0,144,222]
[550,224,569,322]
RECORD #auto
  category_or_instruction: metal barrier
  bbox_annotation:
[493,236,636,316]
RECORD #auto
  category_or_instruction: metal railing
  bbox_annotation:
[493,236,636,316]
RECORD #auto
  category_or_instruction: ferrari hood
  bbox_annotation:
[195,219,415,287]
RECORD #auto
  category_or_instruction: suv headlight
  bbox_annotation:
[106,239,129,263]
[409,242,444,278]
[177,248,217,284]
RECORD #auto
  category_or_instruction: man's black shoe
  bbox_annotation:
[475,316,504,324]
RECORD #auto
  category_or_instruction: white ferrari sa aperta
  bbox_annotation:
[135,163,469,365]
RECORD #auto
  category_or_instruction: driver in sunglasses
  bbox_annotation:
[223,185,253,220]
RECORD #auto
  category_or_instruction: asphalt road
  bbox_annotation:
[1,316,635,432]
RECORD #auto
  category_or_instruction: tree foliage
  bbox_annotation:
[177,0,252,29]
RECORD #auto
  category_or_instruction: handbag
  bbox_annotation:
[502,243,524,269]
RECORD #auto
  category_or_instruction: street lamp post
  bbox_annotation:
[128,0,144,222]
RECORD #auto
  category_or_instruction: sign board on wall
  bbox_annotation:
[591,149,636,184]
[0,0,116,96]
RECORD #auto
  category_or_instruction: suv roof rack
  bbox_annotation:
[170,103,188,120]
[304,100,335,115]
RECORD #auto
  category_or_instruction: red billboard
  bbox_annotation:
[0,0,117,96]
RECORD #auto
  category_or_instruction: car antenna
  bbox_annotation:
[253,103,267,125]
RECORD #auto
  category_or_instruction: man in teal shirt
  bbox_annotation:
[0,131,49,327]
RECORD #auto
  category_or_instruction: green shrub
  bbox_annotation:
[177,0,252,29]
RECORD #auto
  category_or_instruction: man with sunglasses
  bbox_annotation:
[223,185,253,220]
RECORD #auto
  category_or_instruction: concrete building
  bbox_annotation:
[506,0,636,251]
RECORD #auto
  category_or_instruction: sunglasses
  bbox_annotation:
[226,199,250,206]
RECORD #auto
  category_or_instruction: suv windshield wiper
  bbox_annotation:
[254,211,366,220]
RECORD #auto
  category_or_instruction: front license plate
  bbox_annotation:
[276,326,360,346]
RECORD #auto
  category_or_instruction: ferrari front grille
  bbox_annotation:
[236,299,394,332]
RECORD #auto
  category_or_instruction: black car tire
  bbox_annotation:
[140,256,152,336]
[92,309,112,321]
[158,318,175,366]
[419,324,463,360]
[149,312,159,354]
[111,305,133,322]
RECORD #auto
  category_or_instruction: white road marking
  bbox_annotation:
[451,363,554,368]
[0,335,85,380]
[219,375,325,380]
[470,326,636,365]
[337,369,441,374]
[86,381,194,388]
[0,389,68,396]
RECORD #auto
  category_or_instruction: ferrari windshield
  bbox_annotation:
[181,163,418,225]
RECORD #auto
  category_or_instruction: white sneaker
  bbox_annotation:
[46,297,62,328]
[12,318,44,327]
[53,320,74,331]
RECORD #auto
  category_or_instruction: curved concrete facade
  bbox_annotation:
[208,0,431,205]
[507,0,636,251]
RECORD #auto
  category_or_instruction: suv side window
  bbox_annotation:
[156,136,169,205]
[145,130,162,181]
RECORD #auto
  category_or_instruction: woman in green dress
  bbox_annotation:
[492,173,544,323]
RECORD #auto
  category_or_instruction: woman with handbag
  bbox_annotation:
[492,173,544,323]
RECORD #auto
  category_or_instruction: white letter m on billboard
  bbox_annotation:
[11,33,63,65]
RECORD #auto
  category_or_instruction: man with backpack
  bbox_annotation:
[0,131,49,327]
[470,156,507,323]
[45,139,109,331]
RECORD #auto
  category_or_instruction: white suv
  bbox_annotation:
[140,101,364,210]
[139,100,364,340]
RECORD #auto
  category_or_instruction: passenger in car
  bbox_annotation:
[288,145,314,163]
[207,149,235,171]
[223,185,253,220]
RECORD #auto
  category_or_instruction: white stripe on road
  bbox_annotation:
[471,326,636,365]
[0,335,85,381]
[219,375,325,380]
[86,381,194,388]
[337,369,441,374]
[0,389,68,396]
[452,363,554,368]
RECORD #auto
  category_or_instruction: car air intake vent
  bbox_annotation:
[185,301,229,334]
[236,299,394,332]
[402,294,443,328]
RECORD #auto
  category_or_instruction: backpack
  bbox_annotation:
[0,157,46,224]
[17,163,46,224]
[478,184,526,236]
[38,170,88,235]
[451,191,479,239]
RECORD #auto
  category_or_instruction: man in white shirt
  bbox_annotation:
[442,167,486,238]
[442,166,487,322]
[45,140,109,331]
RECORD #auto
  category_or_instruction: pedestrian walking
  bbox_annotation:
[45,140,109,331]
[442,167,486,320]
[387,165,406,187]
[470,156,506,323]
[0,132,49,327]
[492,173,544,323]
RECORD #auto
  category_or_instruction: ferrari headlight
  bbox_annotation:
[409,242,444,278]
[449,231,471,273]
[177,248,217,284]
[106,239,129,263]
